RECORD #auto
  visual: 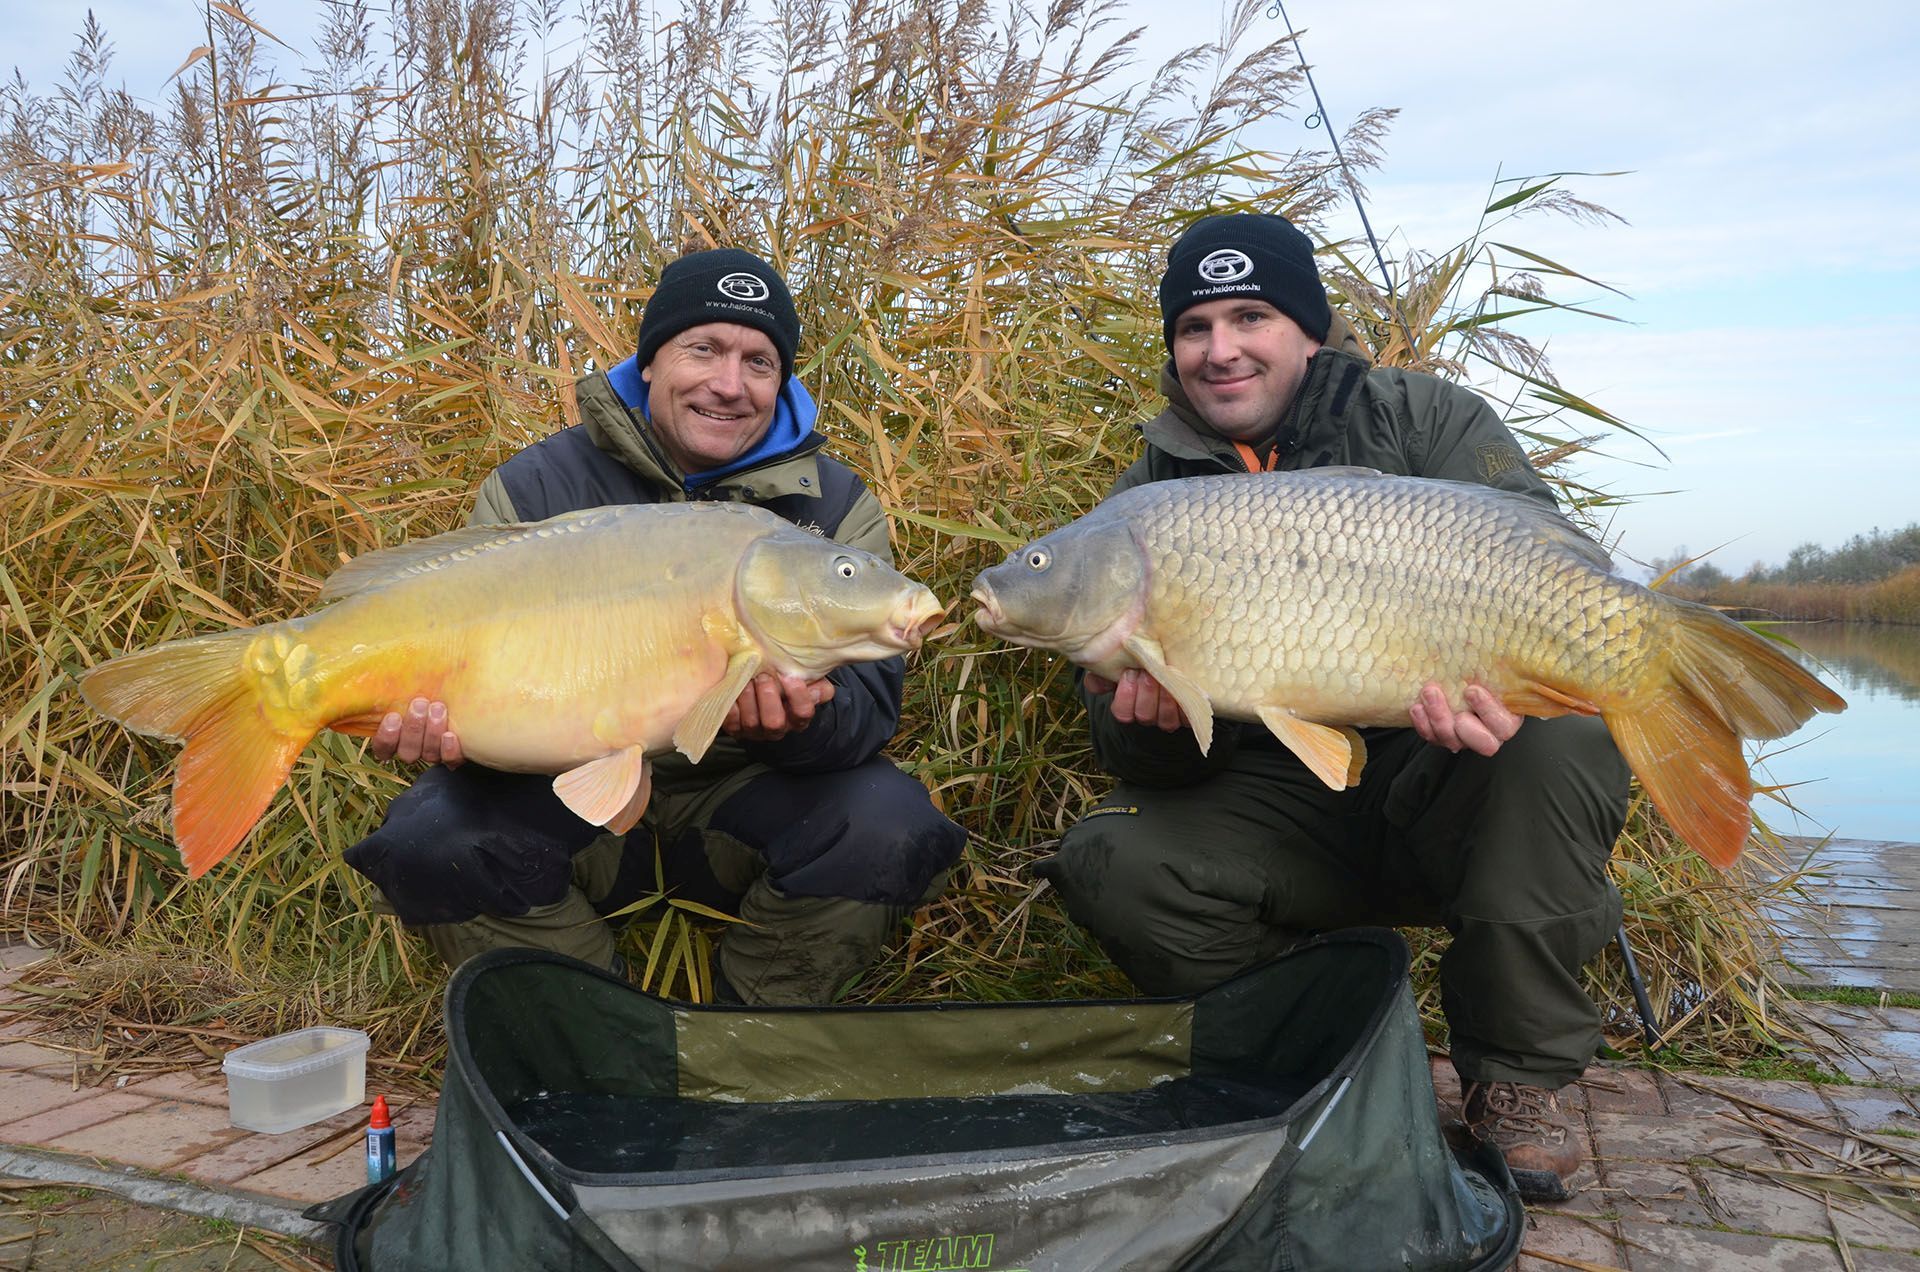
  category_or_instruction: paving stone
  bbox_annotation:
[1685,1076,1837,1117]
[1695,1168,1849,1241]
[1594,1158,1712,1226]
[0,1018,45,1044]
[1824,1193,1920,1254]
[0,1038,76,1075]
[1838,1053,1920,1087]
[1516,1211,1627,1271]
[1850,1244,1920,1268]
[1582,1068,1665,1115]
[124,1066,231,1106]
[1615,1222,1843,1270]
[1659,1073,1741,1117]
[1590,1110,1782,1166]
[180,1103,370,1186]
[1824,1087,1920,1133]
[0,943,52,971]
[47,1095,247,1170]
[0,1088,155,1143]
[0,1068,94,1129]
[243,1131,388,1205]
[1871,1007,1920,1035]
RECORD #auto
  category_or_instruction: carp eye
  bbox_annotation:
[1025,548,1051,571]
[833,556,858,579]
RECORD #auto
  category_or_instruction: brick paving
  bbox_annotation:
[4,837,1920,1268]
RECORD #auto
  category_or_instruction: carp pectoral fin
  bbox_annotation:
[674,649,763,764]
[1121,634,1216,754]
[325,713,386,738]
[1502,680,1600,720]
[554,745,650,830]
[1256,708,1366,790]
[604,761,653,835]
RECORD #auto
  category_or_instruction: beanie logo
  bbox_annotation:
[717,272,771,302]
[1196,249,1253,283]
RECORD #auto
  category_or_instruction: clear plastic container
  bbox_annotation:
[222,1027,370,1134]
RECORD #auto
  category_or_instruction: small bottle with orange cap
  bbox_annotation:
[366,1095,397,1184]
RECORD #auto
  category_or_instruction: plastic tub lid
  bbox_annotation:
[222,1026,370,1079]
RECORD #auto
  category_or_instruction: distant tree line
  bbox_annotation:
[1654,524,1920,625]
[1656,523,1920,591]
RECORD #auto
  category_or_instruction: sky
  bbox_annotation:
[11,0,1918,576]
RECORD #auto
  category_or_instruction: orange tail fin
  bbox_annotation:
[79,631,314,877]
[1606,679,1754,869]
[1607,602,1847,870]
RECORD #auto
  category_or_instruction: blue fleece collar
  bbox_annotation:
[606,355,819,492]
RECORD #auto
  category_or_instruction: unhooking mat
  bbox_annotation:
[307,928,1521,1271]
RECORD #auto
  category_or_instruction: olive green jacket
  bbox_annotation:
[1086,320,1565,785]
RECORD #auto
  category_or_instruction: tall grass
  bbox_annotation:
[1,0,1815,1070]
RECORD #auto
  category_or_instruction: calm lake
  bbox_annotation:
[1748,622,1920,845]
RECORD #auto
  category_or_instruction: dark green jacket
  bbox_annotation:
[469,370,903,786]
[1086,341,1563,785]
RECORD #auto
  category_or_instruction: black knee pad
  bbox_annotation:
[709,760,966,905]
[343,764,599,925]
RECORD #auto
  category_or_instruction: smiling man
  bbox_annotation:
[344,248,966,1006]
[1033,213,1633,1203]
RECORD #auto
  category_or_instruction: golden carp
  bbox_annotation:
[970,469,1846,869]
[81,502,945,877]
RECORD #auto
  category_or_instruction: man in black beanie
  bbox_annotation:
[347,246,966,1006]
[1035,212,1632,1204]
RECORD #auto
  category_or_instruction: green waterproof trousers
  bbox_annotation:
[1037,715,1631,1088]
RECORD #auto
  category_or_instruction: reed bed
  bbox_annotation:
[1,0,1823,1075]
[1684,567,1920,626]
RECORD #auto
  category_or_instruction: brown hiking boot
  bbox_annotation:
[1461,1080,1582,1203]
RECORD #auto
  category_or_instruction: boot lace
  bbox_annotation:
[1469,1081,1569,1145]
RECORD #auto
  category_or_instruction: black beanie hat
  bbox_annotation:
[634,248,801,379]
[1158,213,1331,349]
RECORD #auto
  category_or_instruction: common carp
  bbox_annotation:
[970,469,1846,869]
[81,502,945,877]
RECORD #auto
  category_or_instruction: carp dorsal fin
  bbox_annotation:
[674,645,763,764]
[553,744,652,830]
[1256,708,1367,790]
[317,508,623,604]
[1121,633,1216,755]
[1301,465,1390,479]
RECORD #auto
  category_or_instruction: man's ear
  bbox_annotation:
[640,364,652,384]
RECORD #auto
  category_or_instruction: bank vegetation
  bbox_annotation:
[0,0,1821,1075]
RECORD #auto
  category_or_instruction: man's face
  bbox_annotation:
[640,322,783,474]
[1170,299,1322,443]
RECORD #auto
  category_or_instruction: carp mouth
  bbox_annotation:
[969,582,1007,637]
[890,593,948,650]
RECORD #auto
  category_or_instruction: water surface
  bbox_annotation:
[1750,622,1920,844]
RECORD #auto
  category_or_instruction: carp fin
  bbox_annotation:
[604,761,653,835]
[553,745,651,831]
[1604,599,1848,870]
[1121,633,1215,755]
[325,712,387,738]
[80,630,312,877]
[317,508,624,604]
[674,647,762,764]
[1256,708,1367,790]
[1501,680,1600,720]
